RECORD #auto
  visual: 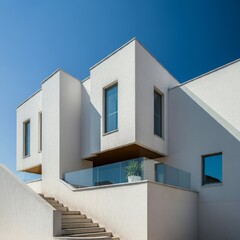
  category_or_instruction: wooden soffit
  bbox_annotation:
[23,164,42,174]
[84,144,164,166]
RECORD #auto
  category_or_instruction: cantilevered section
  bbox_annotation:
[84,143,164,166]
[22,164,42,174]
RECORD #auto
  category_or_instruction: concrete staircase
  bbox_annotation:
[40,195,120,240]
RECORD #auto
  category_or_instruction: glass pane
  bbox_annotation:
[155,163,191,190]
[25,121,30,156]
[154,91,163,137]
[39,113,42,151]
[94,162,121,185]
[64,158,144,188]
[105,84,118,133]
[203,154,222,184]
[155,164,165,183]
[154,114,161,136]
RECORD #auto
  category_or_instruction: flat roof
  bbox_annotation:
[89,37,179,84]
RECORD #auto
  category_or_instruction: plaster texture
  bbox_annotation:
[90,40,136,153]
[42,70,91,194]
[17,90,42,172]
[45,180,197,240]
[168,79,240,240]
[27,179,42,193]
[135,41,179,156]
[14,38,240,240]
[0,164,61,240]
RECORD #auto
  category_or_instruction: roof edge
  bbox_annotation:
[170,58,240,91]
[17,88,42,109]
[135,39,180,84]
[41,68,61,84]
[90,37,136,70]
[82,76,90,83]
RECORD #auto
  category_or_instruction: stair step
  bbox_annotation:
[68,232,112,238]
[46,199,59,204]
[62,227,105,235]
[44,197,55,201]
[51,203,64,207]
[62,218,92,223]
[62,222,98,229]
[62,215,86,219]
[62,211,81,215]
[40,195,119,239]
[55,206,68,211]
[58,237,111,240]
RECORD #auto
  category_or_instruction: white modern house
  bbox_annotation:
[0,38,240,240]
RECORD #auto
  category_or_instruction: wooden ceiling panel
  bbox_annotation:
[84,144,164,166]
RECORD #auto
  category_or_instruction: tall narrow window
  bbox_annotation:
[39,112,42,151]
[24,120,30,157]
[154,90,163,137]
[202,153,222,185]
[104,84,118,133]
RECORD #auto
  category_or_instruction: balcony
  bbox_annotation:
[63,158,191,190]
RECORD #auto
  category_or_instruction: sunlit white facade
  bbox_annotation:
[13,38,240,239]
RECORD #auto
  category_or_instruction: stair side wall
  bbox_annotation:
[0,164,61,240]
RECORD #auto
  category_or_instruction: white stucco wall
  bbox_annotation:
[0,164,61,240]
[42,71,61,192]
[17,90,42,172]
[135,41,179,156]
[42,70,92,195]
[42,180,197,240]
[183,60,240,133]
[168,83,240,240]
[27,179,42,194]
[90,40,136,153]
[148,182,198,240]
[81,77,92,158]
[59,71,91,177]
[54,181,148,240]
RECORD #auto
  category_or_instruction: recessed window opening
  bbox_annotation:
[104,84,118,133]
[202,153,222,185]
[24,120,30,157]
[154,90,163,138]
[39,112,42,151]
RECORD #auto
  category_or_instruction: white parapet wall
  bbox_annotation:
[27,179,43,194]
[0,164,61,240]
[148,182,198,240]
[16,90,42,172]
[47,180,198,240]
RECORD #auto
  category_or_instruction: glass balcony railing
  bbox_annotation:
[155,163,191,189]
[64,158,144,188]
[63,158,191,190]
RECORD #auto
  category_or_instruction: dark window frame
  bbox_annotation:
[154,89,164,138]
[104,83,118,134]
[39,112,42,152]
[23,119,31,157]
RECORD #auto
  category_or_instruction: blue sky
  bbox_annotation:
[0,0,239,180]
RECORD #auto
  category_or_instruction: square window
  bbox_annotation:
[202,153,222,185]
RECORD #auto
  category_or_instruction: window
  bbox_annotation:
[39,112,42,151]
[202,153,222,185]
[104,84,118,133]
[24,120,30,157]
[154,90,163,137]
